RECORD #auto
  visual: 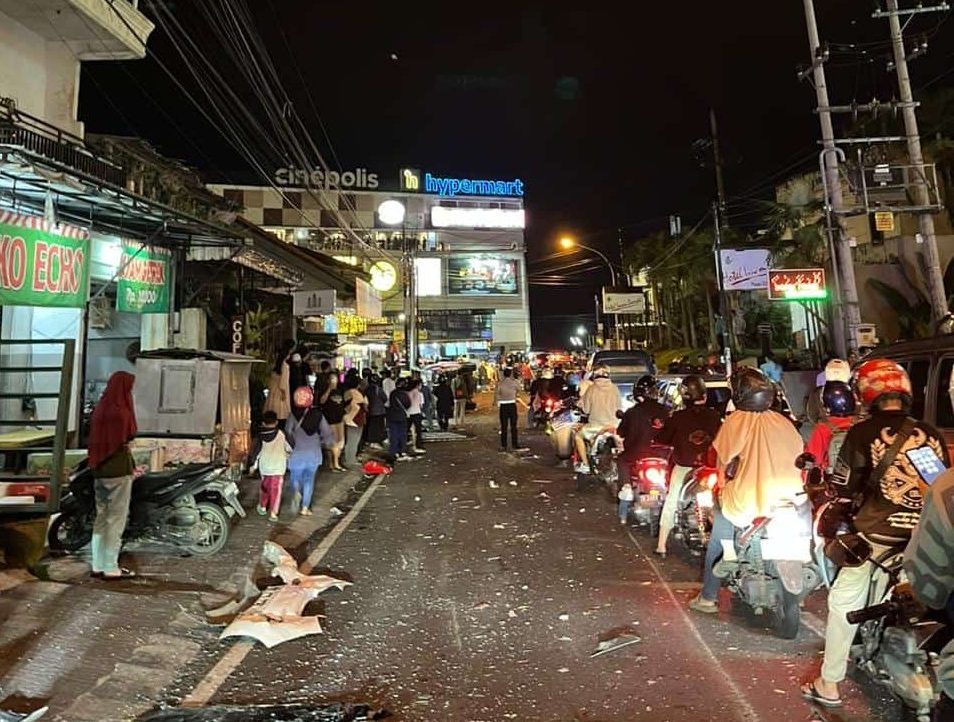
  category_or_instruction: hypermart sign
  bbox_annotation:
[0,211,90,308]
[402,168,524,198]
[117,243,170,313]
[767,268,827,301]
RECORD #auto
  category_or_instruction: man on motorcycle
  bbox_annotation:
[690,367,805,613]
[653,375,722,556]
[574,364,622,473]
[615,375,670,506]
[904,468,954,721]
[803,359,949,708]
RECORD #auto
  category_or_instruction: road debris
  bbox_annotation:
[0,708,47,722]
[558,612,570,621]
[590,628,642,658]
[137,703,389,720]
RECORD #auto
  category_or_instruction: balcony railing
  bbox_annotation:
[0,101,125,186]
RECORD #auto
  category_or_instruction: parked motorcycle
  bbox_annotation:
[672,465,717,556]
[628,449,671,535]
[842,538,951,722]
[713,497,822,639]
[48,461,245,556]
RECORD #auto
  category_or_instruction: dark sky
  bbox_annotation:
[80,1,954,346]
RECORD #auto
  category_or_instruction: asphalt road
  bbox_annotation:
[187,395,901,722]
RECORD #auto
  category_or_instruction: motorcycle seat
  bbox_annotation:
[134,463,220,496]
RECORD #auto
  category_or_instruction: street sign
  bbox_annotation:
[292,289,336,316]
[767,268,827,301]
[230,316,245,354]
[874,211,895,232]
[602,288,646,314]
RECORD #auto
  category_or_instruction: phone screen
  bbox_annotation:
[905,447,947,485]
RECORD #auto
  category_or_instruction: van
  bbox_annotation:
[863,336,954,456]
[585,350,655,409]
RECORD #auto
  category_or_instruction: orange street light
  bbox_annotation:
[559,236,575,250]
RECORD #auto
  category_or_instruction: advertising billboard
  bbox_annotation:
[447,256,518,295]
[719,249,770,291]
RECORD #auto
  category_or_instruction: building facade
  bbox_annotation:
[209,166,531,359]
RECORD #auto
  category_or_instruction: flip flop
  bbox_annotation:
[801,681,842,708]
[102,568,137,580]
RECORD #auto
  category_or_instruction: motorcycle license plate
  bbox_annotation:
[696,490,713,508]
[761,536,811,562]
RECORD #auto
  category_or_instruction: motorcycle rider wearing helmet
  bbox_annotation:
[690,366,805,614]
[653,375,722,556]
[574,364,623,473]
[803,359,949,709]
[616,374,671,489]
[904,468,954,721]
[804,381,856,474]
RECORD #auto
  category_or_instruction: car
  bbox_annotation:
[585,350,655,410]
[861,335,954,458]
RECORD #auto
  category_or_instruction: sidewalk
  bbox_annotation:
[0,468,367,722]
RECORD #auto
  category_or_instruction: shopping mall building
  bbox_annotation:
[208,167,530,361]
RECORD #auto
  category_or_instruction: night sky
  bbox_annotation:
[80,2,954,346]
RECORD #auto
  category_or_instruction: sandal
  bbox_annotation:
[800,681,842,708]
[102,568,137,580]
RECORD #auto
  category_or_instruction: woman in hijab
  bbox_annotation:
[87,371,138,579]
[285,386,332,516]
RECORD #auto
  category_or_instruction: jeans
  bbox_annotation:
[388,420,408,457]
[701,505,736,601]
[91,475,133,574]
[288,458,319,509]
[344,424,362,466]
[499,403,518,449]
[409,413,424,450]
[259,474,283,515]
[618,499,631,523]
[820,539,891,683]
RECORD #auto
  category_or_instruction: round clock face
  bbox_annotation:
[369,260,397,292]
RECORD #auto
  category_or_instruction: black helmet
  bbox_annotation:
[822,381,856,418]
[679,375,707,404]
[732,367,775,412]
[634,374,657,399]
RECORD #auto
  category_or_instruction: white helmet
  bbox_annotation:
[824,358,851,383]
[541,368,554,379]
[592,364,611,379]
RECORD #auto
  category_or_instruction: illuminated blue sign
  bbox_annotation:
[424,173,524,198]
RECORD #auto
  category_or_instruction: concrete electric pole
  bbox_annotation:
[880,0,950,320]
[802,0,861,355]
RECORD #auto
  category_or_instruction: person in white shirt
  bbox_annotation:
[406,378,426,454]
[382,369,396,408]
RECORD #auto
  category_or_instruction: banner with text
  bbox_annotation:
[719,248,770,291]
[117,243,171,313]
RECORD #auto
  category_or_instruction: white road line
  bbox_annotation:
[625,529,763,722]
[181,472,388,708]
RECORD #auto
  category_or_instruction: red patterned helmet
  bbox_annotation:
[292,385,314,409]
[854,359,911,410]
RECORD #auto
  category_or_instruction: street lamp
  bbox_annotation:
[560,236,621,348]
[576,325,587,336]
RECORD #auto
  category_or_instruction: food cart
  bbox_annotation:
[133,349,262,479]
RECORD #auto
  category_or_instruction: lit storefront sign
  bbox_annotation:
[117,243,171,313]
[767,268,827,301]
[423,173,524,198]
[430,206,525,229]
[0,211,90,308]
[414,258,442,296]
[447,256,518,296]
[273,166,379,189]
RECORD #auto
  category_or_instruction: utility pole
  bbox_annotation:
[802,0,860,355]
[709,109,728,215]
[403,225,418,369]
[713,201,732,377]
[880,0,949,320]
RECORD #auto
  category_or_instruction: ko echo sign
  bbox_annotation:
[293,289,337,317]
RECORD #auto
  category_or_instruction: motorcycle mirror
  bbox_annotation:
[825,533,873,568]
[615,410,624,419]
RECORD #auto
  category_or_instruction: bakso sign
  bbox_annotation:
[117,243,170,313]
[767,268,827,301]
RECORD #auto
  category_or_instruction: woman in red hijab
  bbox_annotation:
[88,371,138,579]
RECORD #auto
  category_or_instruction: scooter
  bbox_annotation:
[573,426,621,499]
[713,497,823,639]
[49,461,245,557]
[628,447,671,536]
[672,465,717,556]
[840,536,952,722]
[546,399,580,466]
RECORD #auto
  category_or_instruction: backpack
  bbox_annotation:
[823,420,848,472]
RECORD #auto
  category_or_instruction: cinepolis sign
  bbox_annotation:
[274,166,379,189]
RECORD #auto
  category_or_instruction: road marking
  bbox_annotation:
[625,529,763,722]
[181,472,388,708]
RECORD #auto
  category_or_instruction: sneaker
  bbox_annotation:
[300,507,313,517]
[412,448,426,455]
[574,462,591,474]
[256,506,267,516]
[619,518,628,525]
[689,594,718,614]
[396,453,411,461]
[268,513,279,522]
[515,446,530,452]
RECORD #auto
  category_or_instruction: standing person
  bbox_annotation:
[381,368,396,407]
[387,378,412,460]
[406,378,426,454]
[434,374,455,432]
[285,386,330,516]
[652,375,721,556]
[87,371,138,579]
[287,350,307,401]
[342,373,367,467]
[247,410,291,521]
[421,373,436,431]
[802,359,949,708]
[452,372,467,428]
[319,372,346,471]
[364,374,388,449]
[759,351,783,384]
[494,367,524,452]
[263,340,294,428]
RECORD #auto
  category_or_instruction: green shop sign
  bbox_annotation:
[0,211,90,308]
[117,243,171,313]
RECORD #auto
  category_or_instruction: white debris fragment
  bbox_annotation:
[414,495,422,502]
[558,613,570,621]
[508,480,518,487]
[558,667,569,673]
[489,480,499,488]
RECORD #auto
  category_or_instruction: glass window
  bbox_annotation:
[908,359,929,420]
[936,358,954,429]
